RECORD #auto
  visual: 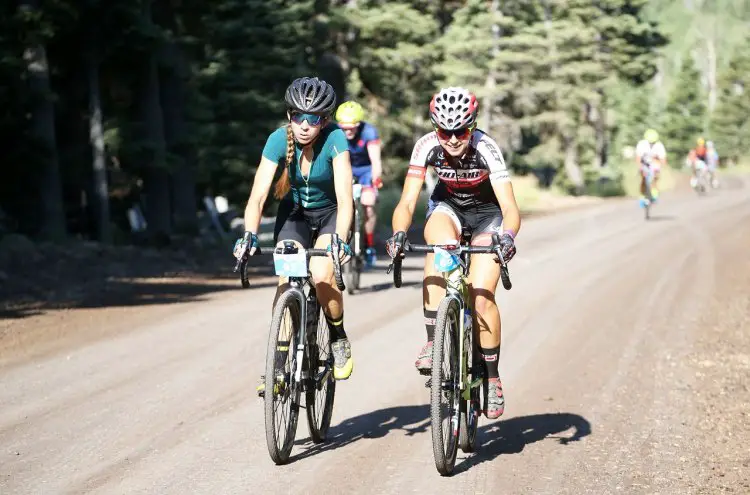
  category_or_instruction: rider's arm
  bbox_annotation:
[244,128,287,233]
[364,125,383,183]
[392,173,425,233]
[243,156,279,234]
[367,141,383,183]
[332,151,354,241]
[392,133,432,233]
[477,134,520,236]
[493,182,521,236]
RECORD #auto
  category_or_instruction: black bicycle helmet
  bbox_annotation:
[284,77,337,116]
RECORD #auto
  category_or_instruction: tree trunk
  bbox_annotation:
[160,42,197,234]
[563,133,584,195]
[88,55,111,243]
[21,0,66,240]
[593,97,608,169]
[706,33,717,112]
[139,1,171,240]
[481,0,501,133]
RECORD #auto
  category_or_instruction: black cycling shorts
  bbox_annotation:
[426,199,503,238]
[274,201,338,247]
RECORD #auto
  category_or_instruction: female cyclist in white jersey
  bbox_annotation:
[386,87,521,420]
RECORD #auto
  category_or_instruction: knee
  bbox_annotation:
[310,260,334,287]
[473,295,497,317]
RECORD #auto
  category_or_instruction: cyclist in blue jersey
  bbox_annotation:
[335,101,384,267]
[233,77,355,383]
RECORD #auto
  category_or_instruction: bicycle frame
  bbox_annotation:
[281,279,312,388]
[272,239,342,392]
[439,250,484,400]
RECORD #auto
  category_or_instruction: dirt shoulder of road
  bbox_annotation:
[687,226,750,492]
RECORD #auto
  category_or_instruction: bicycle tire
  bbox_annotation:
[240,258,250,289]
[644,175,652,220]
[430,296,461,476]
[305,300,336,443]
[346,202,363,294]
[344,257,361,294]
[459,335,479,453]
[264,290,303,464]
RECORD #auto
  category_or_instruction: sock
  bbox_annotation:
[366,232,374,250]
[325,313,347,341]
[480,345,500,379]
[424,308,437,342]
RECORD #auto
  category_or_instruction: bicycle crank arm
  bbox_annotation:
[314,367,332,390]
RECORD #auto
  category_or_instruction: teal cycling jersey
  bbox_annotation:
[262,124,349,209]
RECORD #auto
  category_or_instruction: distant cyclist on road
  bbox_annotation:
[385,87,521,420]
[335,101,384,268]
[686,137,714,189]
[706,140,720,188]
[233,77,355,385]
[635,129,667,205]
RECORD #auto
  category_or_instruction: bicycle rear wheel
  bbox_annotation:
[345,203,364,294]
[344,257,361,294]
[264,290,302,464]
[305,298,336,443]
[459,339,480,453]
[430,296,461,476]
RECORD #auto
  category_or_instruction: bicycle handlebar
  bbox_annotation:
[232,236,346,292]
[387,236,512,291]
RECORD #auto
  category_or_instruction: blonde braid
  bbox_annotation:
[274,123,294,199]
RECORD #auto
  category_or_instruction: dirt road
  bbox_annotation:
[2,176,749,494]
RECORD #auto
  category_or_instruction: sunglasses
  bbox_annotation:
[290,112,324,126]
[338,123,359,131]
[434,125,474,141]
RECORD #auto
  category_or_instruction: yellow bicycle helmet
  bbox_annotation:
[644,129,659,144]
[335,101,365,125]
[697,136,705,146]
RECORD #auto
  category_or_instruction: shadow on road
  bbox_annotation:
[292,404,430,462]
[454,412,592,473]
[290,405,591,469]
[353,280,421,294]
[646,214,676,222]
[0,279,279,320]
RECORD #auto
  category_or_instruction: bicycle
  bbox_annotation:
[640,159,656,220]
[387,230,512,476]
[234,231,346,464]
[692,160,710,195]
[344,180,366,294]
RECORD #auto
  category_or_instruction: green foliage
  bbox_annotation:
[709,40,750,163]
[1,0,748,239]
[662,54,706,164]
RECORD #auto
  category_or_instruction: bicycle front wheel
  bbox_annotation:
[430,296,461,476]
[264,290,303,464]
[240,258,250,288]
[305,299,336,443]
[459,338,480,453]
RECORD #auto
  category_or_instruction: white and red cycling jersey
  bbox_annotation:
[407,130,511,209]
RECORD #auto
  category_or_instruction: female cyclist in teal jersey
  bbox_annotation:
[233,77,355,381]
[386,87,521,420]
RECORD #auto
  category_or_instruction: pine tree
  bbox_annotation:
[662,53,706,164]
[196,0,315,205]
[335,1,439,176]
[709,41,750,164]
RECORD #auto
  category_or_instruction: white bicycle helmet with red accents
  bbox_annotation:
[429,87,479,130]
